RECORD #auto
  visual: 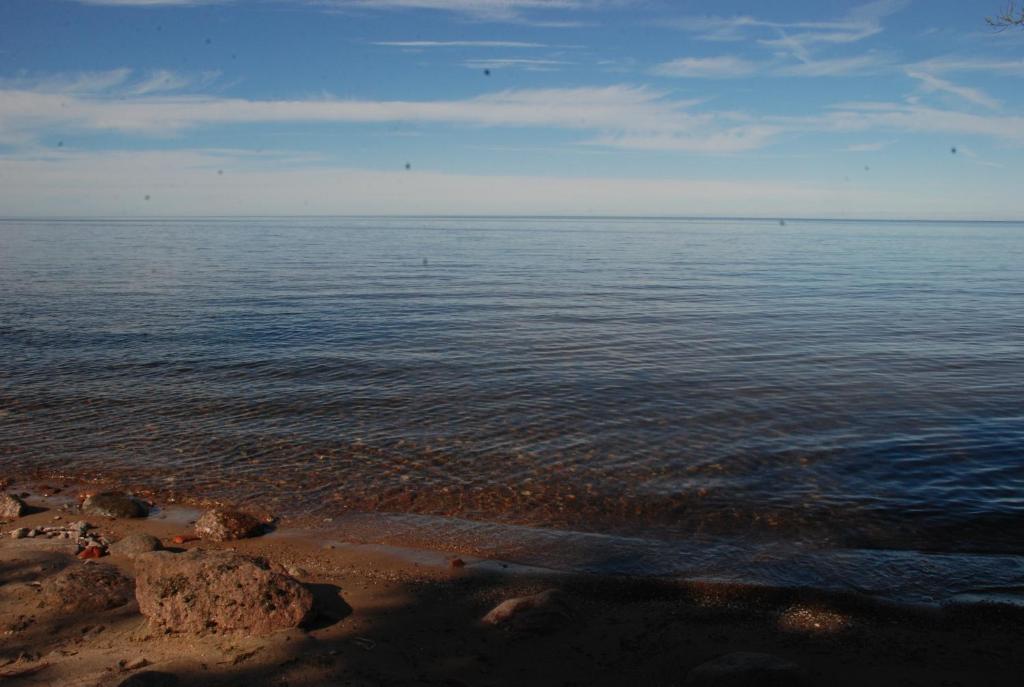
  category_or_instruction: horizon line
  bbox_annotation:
[2,214,1024,224]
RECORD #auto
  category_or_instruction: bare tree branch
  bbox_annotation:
[987,2,1024,30]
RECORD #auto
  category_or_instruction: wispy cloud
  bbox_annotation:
[373,40,546,48]
[906,70,1001,110]
[652,56,758,78]
[812,101,1024,143]
[463,58,571,71]
[312,0,583,22]
[843,140,893,152]
[68,0,227,5]
[660,2,905,79]
[591,125,782,154]
[0,68,217,96]
[909,56,1024,77]
[6,69,1024,159]
[1,147,933,218]
[775,53,891,77]
[0,76,745,151]
[653,52,890,79]
[671,0,907,47]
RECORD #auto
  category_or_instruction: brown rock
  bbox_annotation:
[481,589,572,632]
[683,652,807,687]
[193,509,263,541]
[42,563,135,614]
[81,492,148,519]
[1,493,27,519]
[110,533,163,556]
[135,550,313,635]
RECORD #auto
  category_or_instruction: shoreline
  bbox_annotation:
[6,472,1024,608]
[2,480,1024,685]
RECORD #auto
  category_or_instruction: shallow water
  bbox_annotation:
[2,216,1023,599]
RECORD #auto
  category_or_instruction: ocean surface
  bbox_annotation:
[2,216,1023,602]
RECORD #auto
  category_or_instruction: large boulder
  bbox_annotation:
[193,509,263,541]
[82,492,149,519]
[135,550,313,635]
[43,563,135,614]
[0,493,27,519]
[110,533,163,556]
[683,652,807,687]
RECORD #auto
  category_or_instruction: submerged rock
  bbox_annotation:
[43,563,135,614]
[111,533,163,556]
[683,652,807,687]
[1,493,27,519]
[194,509,263,541]
[135,550,313,635]
[82,492,149,519]
[482,589,573,632]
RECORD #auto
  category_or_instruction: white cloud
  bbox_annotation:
[0,80,727,148]
[5,69,1024,158]
[775,53,890,77]
[590,125,782,153]
[906,70,1001,110]
[0,68,215,97]
[463,58,571,71]
[811,102,1024,143]
[0,147,947,218]
[672,0,906,46]
[69,0,226,5]
[3,68,133,94]
[843,141,893,152]
[373,40,546,48]
[910,57,1024,77]
[653,56,758,78]
[313,0,583,21]
[662,2,905,79]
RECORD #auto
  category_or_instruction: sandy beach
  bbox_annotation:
[1,481,1022,687]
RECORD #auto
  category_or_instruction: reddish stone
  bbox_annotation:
[43,563,134,613]
[134,550,313,635]
[193,509,263,542]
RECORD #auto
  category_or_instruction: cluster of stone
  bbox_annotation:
[8,520,108,554]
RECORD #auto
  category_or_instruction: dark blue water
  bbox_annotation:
[2,216,1023,600]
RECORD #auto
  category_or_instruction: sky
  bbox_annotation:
[1,0,1023,218]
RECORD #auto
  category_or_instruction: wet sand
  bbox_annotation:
[1,487,1023,687]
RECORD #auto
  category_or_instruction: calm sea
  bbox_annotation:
[2,216,1023,601]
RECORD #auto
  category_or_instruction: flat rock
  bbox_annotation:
[193,508,263,541]
[111,533,163,556]
[683,652,807,687]
[481,589,573,633]
[82,492,149,519]
[1,493,27,519]
[135,550,313,635]
[42,563,135,614]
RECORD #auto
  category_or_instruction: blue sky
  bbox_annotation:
[1,0,1022,218]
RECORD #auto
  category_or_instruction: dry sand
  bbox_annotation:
[1,485,1022,687]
